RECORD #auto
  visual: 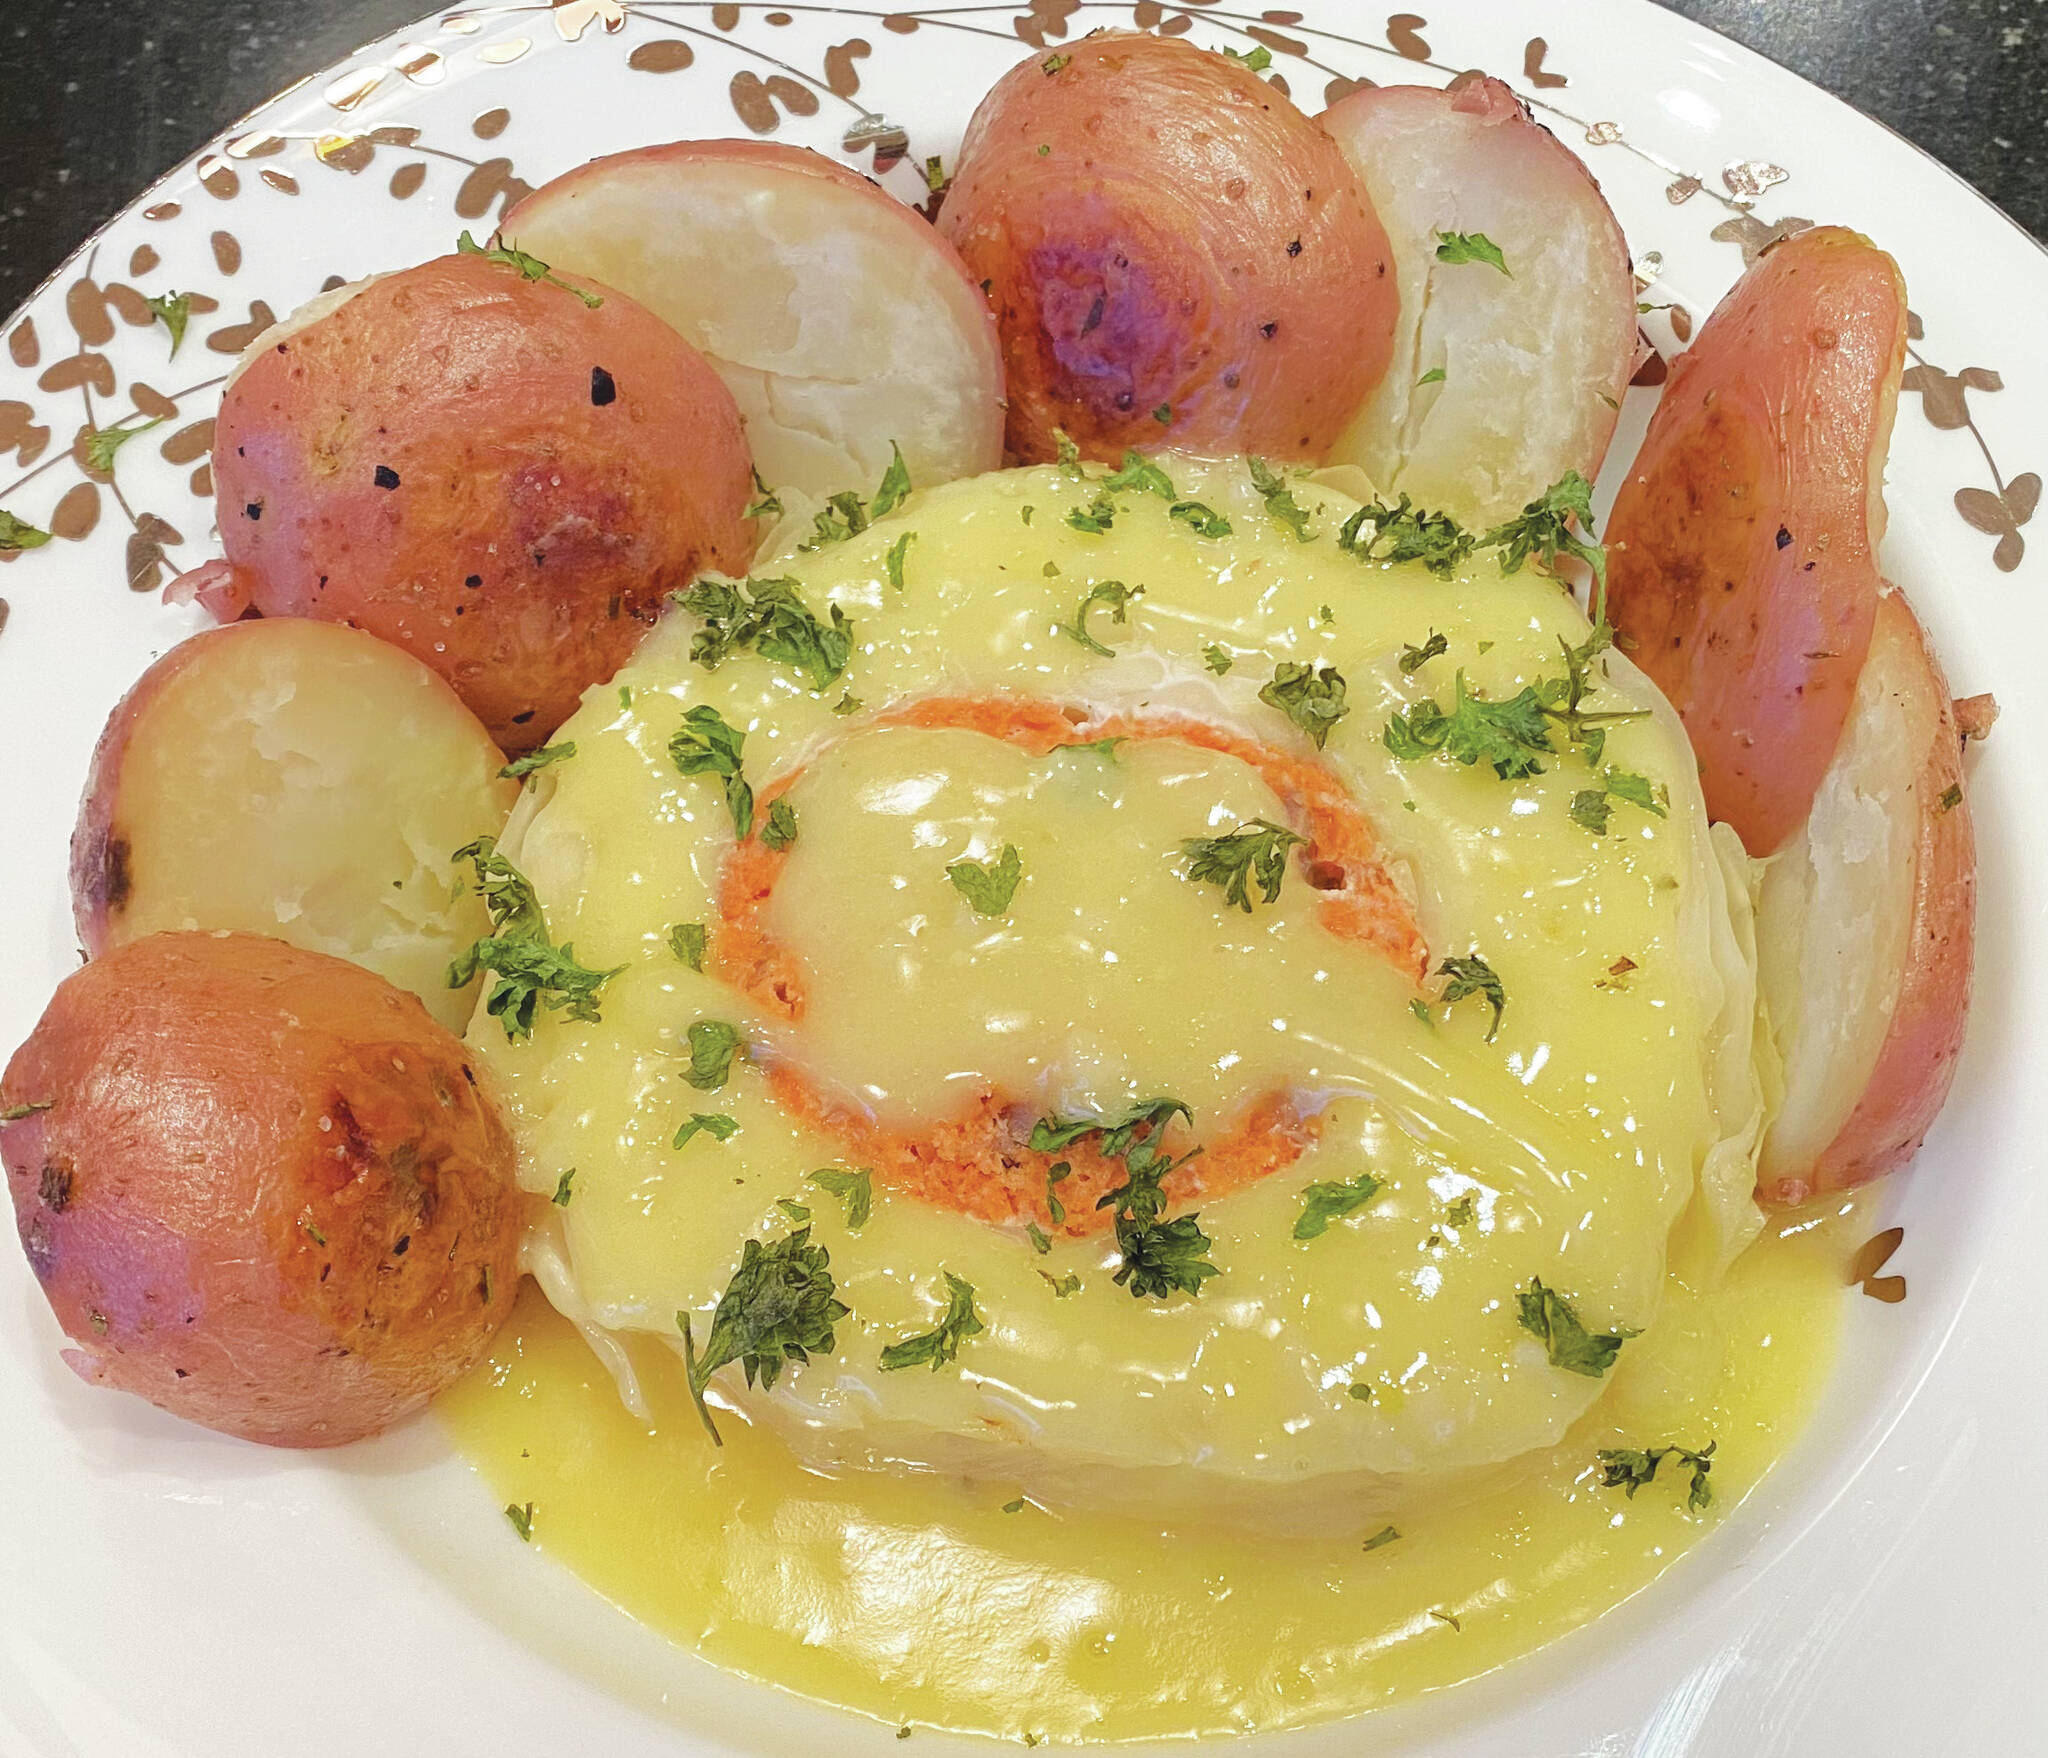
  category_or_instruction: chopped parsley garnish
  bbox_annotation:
[1041,1270,1082,1298]
[145,290,195,355]
[505,1501,535,1541]
[684,1019,745,1091]
[1064,493,1117,535]
[1938,782,1963,814]
[552,1168,576,1206]
[1259,661,1349,749]
[84,416,163,475]
[777,1198,811,1223]
[669,704,754,838]
[679,575,853,691]
[1031,1099,1216,1299]
[808,491,872,547]
[879,1271,984,1371]
[946,843,1024,915]
[1399,631,1448,674]
[1152,402,1174,424]
[1203,644,1235,675]
[0,1100,54,1121]
[834,692,863,716]
[1042,52,1070,73]
[885,530,915,590]
[0,510,53,551]
[457,229,603,307]
[1434,229,1510,276]
[500,741,575,780]
[1348,1383,1376,1404]
[1103,448,1176,499]
[1293,1171,1383,1240]
[1170,500,1233,539]
[1068,736,1124,759]
[447,836,623,1041]
[1180,818,1306,913]
[923,154,948,193]
[1385,674,1554,778]
[1444,1194,1477,1228]
[1054,428,1084,473]
[674,1112,740,1149]
[1027,1221,1053,1254]
[1362,1524,1401,1551]
[1338,495,1476,578]
[1480,471,1607,607]
[1045,1160,1072,1224]
[1058,580,1144,656]
[810,1166,873,1230]
[680,1227,848,1444]
[1570,768,1670,835]
[869,441,913,519]
[1246,456,1313,540]
[761,798,798,851]
[1596,1440,1716,1510]
[1223,43,1274,71]
[1417,366,1447,386]
[1517,1277,1627,1377]
[745,466,782,521]
[1435,954,1506,1041]
[670,922,707,970]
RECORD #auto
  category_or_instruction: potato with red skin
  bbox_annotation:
[0,932,525,1447]
[1605,226,1909,856]
[939,32,1397,465]
[210,252,758,752]
[70,619,516,1032]
[1754,590,1976,1205]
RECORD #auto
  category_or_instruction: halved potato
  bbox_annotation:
[1754,589,1975,1204]
[70,619,516,1031]
[1605,225,1908,856]
[503,141,1003,503]
[938,31,1398,465]
[1319,73,1636,527]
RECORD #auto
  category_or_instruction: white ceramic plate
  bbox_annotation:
[2,4,2043,1753]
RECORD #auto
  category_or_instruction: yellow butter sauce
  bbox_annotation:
[440,1198,1867,1743]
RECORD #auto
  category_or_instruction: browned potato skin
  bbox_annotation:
[211,254,758,752]
[940,32,1398,465]
[1,933,525,1447]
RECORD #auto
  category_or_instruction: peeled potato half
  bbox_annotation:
[503,141,1004,503]
[71,619,516,1031]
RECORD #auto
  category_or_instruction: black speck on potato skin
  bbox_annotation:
[101,835,132,915]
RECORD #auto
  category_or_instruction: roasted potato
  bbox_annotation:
[70,618,516,1032]
[1605,225,1908,856]
[504,140,1004,505]
[939,31,1397,465]
[1,932,525,1447]
[1320,73,1637,527]
[1755,590,1976,1204]
[210,251,759,752]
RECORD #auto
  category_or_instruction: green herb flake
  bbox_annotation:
[1416,366,1447,387]
[1435,954,1506,1041]
[1054,429,1084,473]
[505,1501,535,1541]
[1003,1496,1027,1513]
[1362,1523,1400,1550]
[0,510,53,552]
[673,1112,740,1150]
[1103,448,1177,500]
[1170,500,1233,539]
[885,529,915,590]
[880,1271,985,1371]
[1259,661,1350,749]
[833,692,863,716]
[552,1168,577,1206]
[670,922,708,971]
[777,1197,812,1224]
[1042,52,1070,73]
[0,1100,55,1121]
[145,290,196,355]
[683,1019,746,1092]
[1064,493,1118,535]
[745,466,782,522]
[1294,1171,1383,1240]
[1399,631,1448,674]
[1409,997,1434,1026]
[869,441,914,519]
[1026,1221,1053,1255]
[923,154,948,193]
[301,1218,328,1247]
[1480,470,1607,607]
[1045,1161,1072,1225]
[680,1226,849,1444]
[1223,43,1274,71]
[448,837,624,1041]
[1596,1440,1716,1511]
[500,741,576,780]
[84,416,164,476]
[1058,579,1144,656]
[679,575,853,691]
[1030,1099,1216,1300]
[807,490,872,548]
[1384,675,1554,780]
[1433,229,1511,276]
[1041,1270,1083,1298]
[761,797,799,851]
[1938,782,1964,814]
[1337,495,1475,578]
[668,704,755,838]
[1348,1384,1377,1405]
[947,843,1025,915]
[1181,817,1306,913]
[1246,456,1313,541]
[1152,402,1173,425]
[457,229,603,307]
[1444,1194,1477,1229]
[810,1166,874,1230]
[1203,643,1234,675]
[1518,1277,1628,1377]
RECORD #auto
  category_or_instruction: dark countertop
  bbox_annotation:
[2,0,2042,309]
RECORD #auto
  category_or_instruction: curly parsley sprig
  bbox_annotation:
[447,837,623,1041]
[680,1227,849,1446]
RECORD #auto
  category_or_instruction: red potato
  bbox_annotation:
[70,619,517,1033]
[0,933,525,1447]
[1605,225,1909,856]
[939,31,1398,465]
[1319,73,1637,527]
[1754,590,1975,1205]
[210,252,758,752]
[503,141,1003,504]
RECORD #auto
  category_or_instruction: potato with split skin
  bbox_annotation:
[502,140,1004,505]
[939,31,1398,465]
[1755,590,1977,1205]
[1320,72,1637,528]
[209,250,759,752]
[71,618,517,1033]
[1605,225,1909,857]
[0,932,525,1448]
